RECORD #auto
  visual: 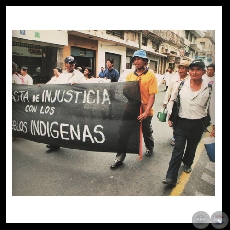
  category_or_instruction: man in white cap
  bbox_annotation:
[46,56,84,151]
[110,49,158,169]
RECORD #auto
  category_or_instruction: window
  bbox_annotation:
[126,56,131,69]
[185,30,189,40]
[106,30,124,39]
[79,48,86,56]
[200,42,205,47]
[142,37,147,46]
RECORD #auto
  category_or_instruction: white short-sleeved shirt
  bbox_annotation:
[46,76,60,84]
[202,74,215,85]
[12,74,22,84]
[58,70,85,84]
[22,74,33,85]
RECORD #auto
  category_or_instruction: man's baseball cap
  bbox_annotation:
[64,56,76,64]
[178,59,190,67]
[131,50,149,62]
[189,59,205,69]
[21,66,28,70]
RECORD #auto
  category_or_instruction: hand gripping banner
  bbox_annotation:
[12,82,141,154]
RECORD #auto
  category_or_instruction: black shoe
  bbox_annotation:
[46,145,60,149]
[110,160,123,169]
[145,149,153,157]
[184,165,192,173]
[162,178,176,186]
[46,145,60,150]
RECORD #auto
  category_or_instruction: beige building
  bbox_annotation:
[12,30,214,83]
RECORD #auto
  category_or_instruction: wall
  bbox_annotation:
[98,41,126,74]
[12,30,68,46]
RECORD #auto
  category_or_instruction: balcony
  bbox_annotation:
[190,42,203,52]
[190,30,205,38]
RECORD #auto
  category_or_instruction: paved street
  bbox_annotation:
[8,82,219,223]
[10,82,216,196]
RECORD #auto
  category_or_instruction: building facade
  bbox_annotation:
[12,30,215,83]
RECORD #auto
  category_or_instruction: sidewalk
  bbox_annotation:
[174,127,215,196]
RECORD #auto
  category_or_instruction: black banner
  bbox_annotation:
[12,82,141,154]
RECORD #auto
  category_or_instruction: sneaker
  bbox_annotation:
[145,149,153,157]
[184,165,192,173]
[162,178,176,186]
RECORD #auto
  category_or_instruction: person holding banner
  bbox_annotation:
[58,56,85,84]
[46,67,62,84]
[110,50,158,169]
[46,56,84,151]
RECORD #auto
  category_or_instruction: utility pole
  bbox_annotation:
[139,31,142,49]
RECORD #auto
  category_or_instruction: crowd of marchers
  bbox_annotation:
[12,50,215,187]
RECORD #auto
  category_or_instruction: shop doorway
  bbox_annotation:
[12,42,57,83]
[149,60,157,71]
[71,47,96,77]
[74,56,95,76]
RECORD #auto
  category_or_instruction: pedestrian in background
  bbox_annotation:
[163,59,190,146]
[153,69,164,87]
[202,63,215,131]
[46,67,62,84]
[83,67,94,82]
[12,61,23,141]
[203,63,215,84]
[103,58,120,82]
[98,66,105,78]
[163,59,215,186]
[110,50,158,169]
[12,61,23,84]
[76,66,82,72]
[162,67,174,91]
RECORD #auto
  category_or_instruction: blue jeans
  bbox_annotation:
[165,117,205,182]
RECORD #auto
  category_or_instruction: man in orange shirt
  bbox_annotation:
[110,50,158,169]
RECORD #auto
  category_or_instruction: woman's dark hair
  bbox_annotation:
[84,67,92,73]
[84,67,93,78]
[12,61,18,73]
